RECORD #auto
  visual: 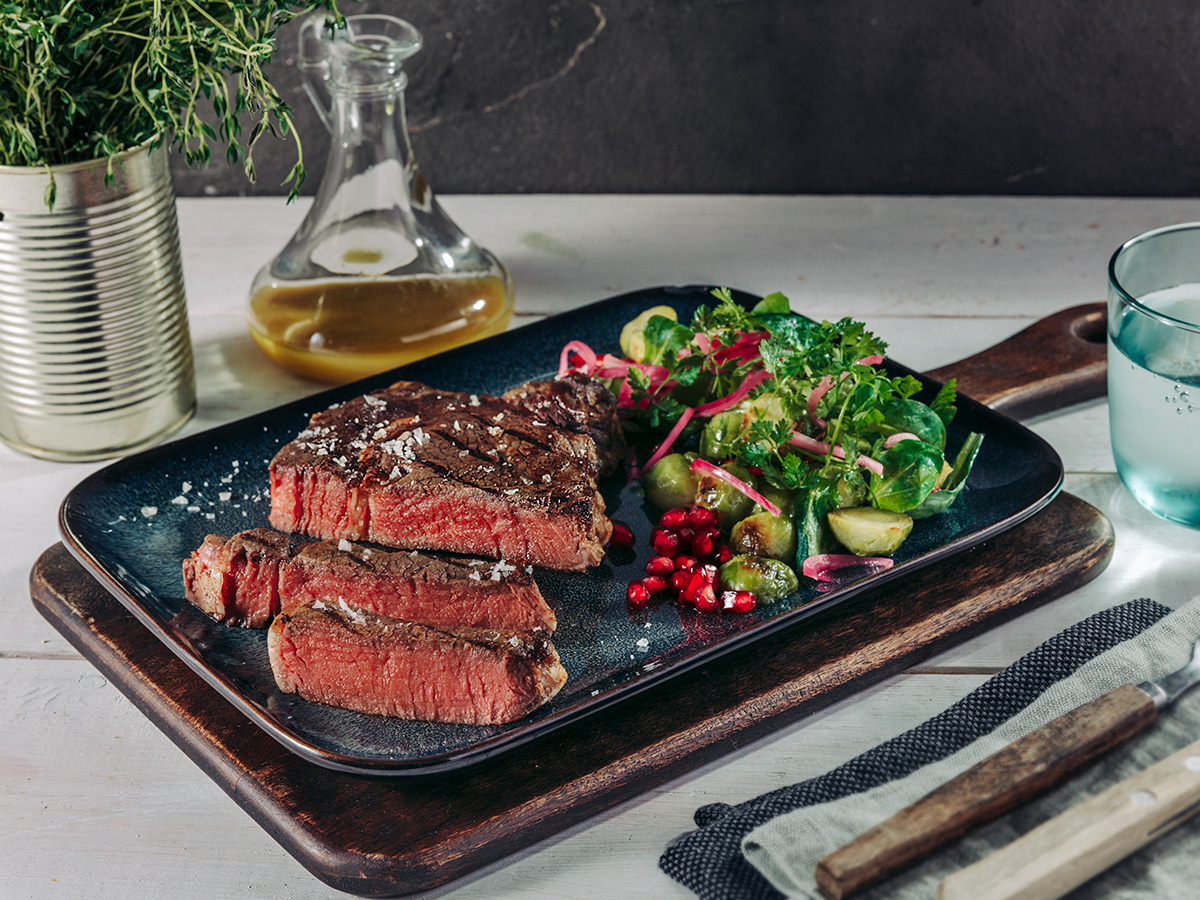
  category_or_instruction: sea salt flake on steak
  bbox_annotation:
[268,379,617,571]
[267,603,567,725]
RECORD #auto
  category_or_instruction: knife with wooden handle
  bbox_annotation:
[937,735,1200,900]
[814,637,1200,900]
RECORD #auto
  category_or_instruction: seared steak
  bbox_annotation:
[501,372,626,475]
[183,529,556,633]
[183,529,298,628]
[268,380,614,571]
[268,601,568,724]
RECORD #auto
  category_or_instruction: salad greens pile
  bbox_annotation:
[564,288,984,584]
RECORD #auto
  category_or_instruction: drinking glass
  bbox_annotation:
[1108,223,1200,528]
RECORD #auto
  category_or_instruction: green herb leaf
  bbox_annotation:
[1,0,346,202]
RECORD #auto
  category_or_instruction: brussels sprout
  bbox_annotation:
[699,409,745,460]
[746,391,787,426]
[718,554,799,603]
[694,461,757,529]
[619,305,677,362]
[834,470,868,509]
[827,507,913,556]
[730,510,797,561]
[759,483,797,516]
[643,453,699,511]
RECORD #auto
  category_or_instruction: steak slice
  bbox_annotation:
[267,601,568,725]
[268,380,613,571]
[283,538,556,633]
[183,529,298,628]
[501,373,626,475]
[182,529,556,633]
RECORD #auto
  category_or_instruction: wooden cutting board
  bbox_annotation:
[30,304,1113,897]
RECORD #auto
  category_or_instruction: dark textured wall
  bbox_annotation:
[170,1,1200,198]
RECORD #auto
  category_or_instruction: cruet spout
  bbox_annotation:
[297,13,423,134]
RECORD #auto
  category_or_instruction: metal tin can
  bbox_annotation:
[0,143,196,461]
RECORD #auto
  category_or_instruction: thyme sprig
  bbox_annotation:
[0,0,344,201]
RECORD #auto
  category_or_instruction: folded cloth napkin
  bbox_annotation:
[659,596,1200,900]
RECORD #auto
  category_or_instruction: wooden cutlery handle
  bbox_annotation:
[924,302,1107,419]
[937,735,1200,900]
[814,682,1157,899]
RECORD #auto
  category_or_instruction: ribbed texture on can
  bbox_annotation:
[0,145,196,460]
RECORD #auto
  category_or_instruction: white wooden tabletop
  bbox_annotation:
[3,194,1199,900]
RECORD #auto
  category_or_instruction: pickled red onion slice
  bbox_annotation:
[689,457,782,517]
[802,553,894,582]
[693,368,771,417]
[641,407,695,476]
[883,432,921,448]
[788,431,883,475]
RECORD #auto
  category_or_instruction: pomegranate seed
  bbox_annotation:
[626,581,651,608]
[713,544,734,565]
[673,527,694,553]
[646,555,676,577]
[643,574,669,595]
[690,529,716,559]
[693,584,719,612]
[688,506,719,529]
[609,522,634,549]
[652,528,681,556]
[683,568,717,603]
[673,554,698,573]
[670,570,691,592]
[721,590,756,614]
[659,507,690,532]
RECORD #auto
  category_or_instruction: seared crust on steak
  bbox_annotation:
[182,529,556,633]
[267,601,567,725]
[268,380,614,570]
[501,373,626,475]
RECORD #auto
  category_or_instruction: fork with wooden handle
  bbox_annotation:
[814,635,1200,900]
[937,735,1200,900]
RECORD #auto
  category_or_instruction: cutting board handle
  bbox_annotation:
[924,303,1107,419]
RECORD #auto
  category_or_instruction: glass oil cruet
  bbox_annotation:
[246,13,514,383]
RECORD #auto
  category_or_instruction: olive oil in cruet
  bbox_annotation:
[246,13,513,383]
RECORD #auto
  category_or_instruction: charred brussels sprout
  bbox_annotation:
[730,510,797,561]
[718,554,799,603]
[695,461,758,529]
[643,453,700,511]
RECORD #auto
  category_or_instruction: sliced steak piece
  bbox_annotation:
[182,529,556,633]
[268,601,567,725]
[183,529,299,628]
[268,380,613,571]
[283,539,556,633]
[501,373,626,475]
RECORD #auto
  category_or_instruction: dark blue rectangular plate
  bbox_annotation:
[59,285,1063,775]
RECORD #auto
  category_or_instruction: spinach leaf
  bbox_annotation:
[794,479,838,566]
[878,399,948,451]
[869,440,944,512]
[909,432,984,519]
